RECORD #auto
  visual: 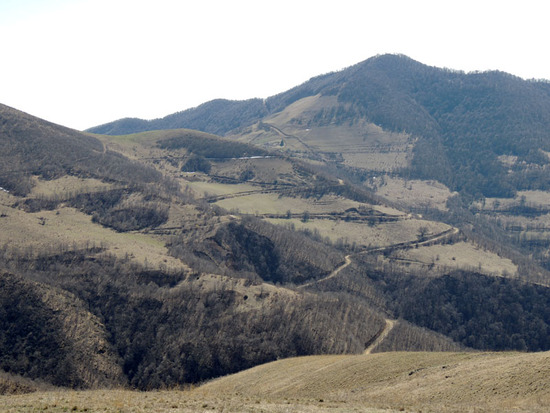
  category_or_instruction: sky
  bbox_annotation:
[1,0,549,131]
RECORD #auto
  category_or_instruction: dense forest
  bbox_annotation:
[89,99,269,136]
[157,131,267,159]
[378,269,550,351]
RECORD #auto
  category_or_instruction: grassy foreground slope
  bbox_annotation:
[196,351,550,412]
[1,351,548,412]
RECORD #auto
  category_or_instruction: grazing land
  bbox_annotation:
[2,351,549,412]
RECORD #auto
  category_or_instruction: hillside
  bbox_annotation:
[4,69,550,395]
[88,98,268,136]
[195,351,550,412]
[0,104,163,196]
[2,351,548,412]
[88,54,550,200]
[86,55,550,274]
[1,110,466,390]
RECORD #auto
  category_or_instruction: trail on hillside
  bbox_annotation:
[360,227,460,254]
[364,319,396,354]
[263,123,317,154]
[299,255,352,289]
[300,227,458,288]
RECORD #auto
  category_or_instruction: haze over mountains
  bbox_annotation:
[2,54,550,411]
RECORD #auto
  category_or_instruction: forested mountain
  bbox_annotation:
[88,54,550,199]
[88,98,269,136]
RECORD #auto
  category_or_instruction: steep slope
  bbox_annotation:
[0,272,124,388]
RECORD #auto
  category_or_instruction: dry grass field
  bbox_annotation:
[196,351,550,413]
[342,150,411,172]
[184,181,262,198]
[0,389,392,412]
[215,193,365,215]
[233,94,414,171]
[392,241,518,277]
[268,217,451,248]
[2,351,548,412]
[0,192,186,271]
[29,176,114,197]
[474,190,550,212]
[375,177,456,211]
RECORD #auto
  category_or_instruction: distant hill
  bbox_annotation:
[88,98,269,136]
[88,54,550,199]
[0,104,162,196]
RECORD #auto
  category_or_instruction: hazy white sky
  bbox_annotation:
[1,0,549,130]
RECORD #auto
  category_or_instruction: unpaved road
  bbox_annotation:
[299,255,352,289]
[364,319,396,354]
[360,227,460,254]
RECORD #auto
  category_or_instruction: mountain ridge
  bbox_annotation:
[87,54,550,199]
[86,54,550,137]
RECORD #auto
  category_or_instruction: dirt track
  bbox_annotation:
[364,319,396,354]
[299,255,352,289]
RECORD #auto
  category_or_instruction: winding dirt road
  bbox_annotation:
[298,255,352,289]
[364,319,396,354]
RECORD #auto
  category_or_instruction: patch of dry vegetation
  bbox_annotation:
[3,351,549,412]
[195,351,550,413]
[184,181,259,198]
[270,217,450,248]
[29,176,114,198]
[375,176,456,210]
[216,193,364,215]
[392,241,518,277]
[0,202,186,271]
[233,94,414,172]
[0,388,392,412]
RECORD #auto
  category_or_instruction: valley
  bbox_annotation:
[2,54,550,411]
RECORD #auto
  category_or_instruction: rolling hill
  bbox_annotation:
[89,54,550,275]
[3,351,549,412]
[1,109,466,391]
[0,104,164,196]
[3,53,550,406]
[195,351,550,412]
